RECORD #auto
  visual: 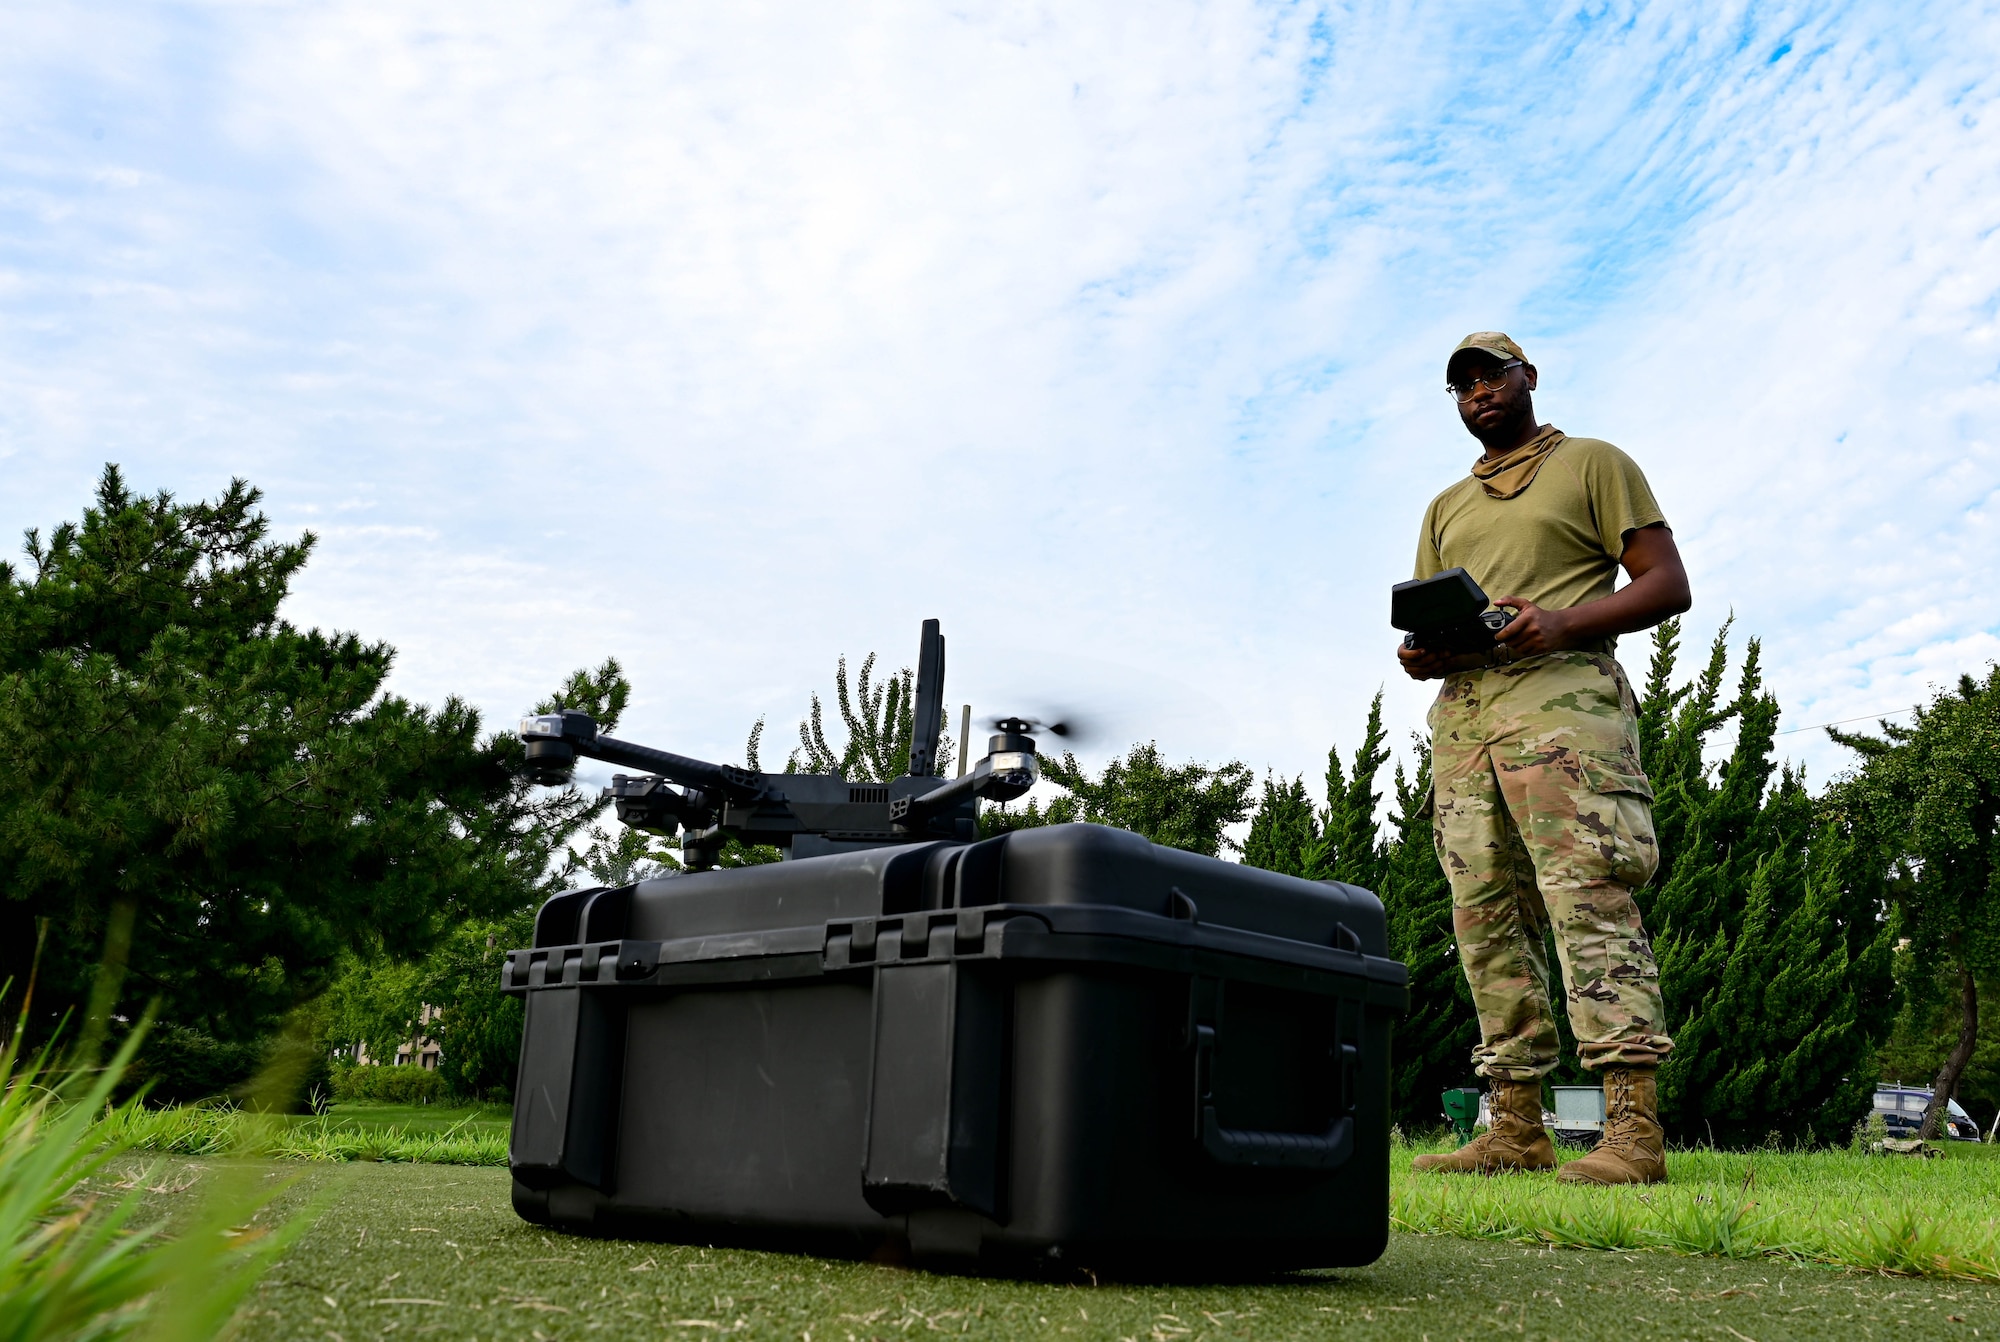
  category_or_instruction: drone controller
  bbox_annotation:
[1391,568,1517,655]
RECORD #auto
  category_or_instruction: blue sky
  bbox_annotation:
[3,1,1997,812]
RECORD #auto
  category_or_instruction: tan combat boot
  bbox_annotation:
[1412,1078,1556,1174]
[1556,1067,1667,1185]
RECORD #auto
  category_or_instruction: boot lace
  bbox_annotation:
[1596,1072,1658,1158]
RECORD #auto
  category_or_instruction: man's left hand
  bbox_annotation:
[1490,596,1578,657]
[1487,530,1692,656]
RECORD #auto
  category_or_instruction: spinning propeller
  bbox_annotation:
[984,713,1094,745]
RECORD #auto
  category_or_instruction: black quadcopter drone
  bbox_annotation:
[520,620,1046,870]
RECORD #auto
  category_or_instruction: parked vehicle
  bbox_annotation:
[1874,1084,1981,1141]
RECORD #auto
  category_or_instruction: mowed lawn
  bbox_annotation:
[118,1104,2000,1280]
[114,1154,2000,1341]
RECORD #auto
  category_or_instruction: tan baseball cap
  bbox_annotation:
[1447,331,1527,374]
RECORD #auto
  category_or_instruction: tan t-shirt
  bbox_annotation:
[1414,431,1666,617]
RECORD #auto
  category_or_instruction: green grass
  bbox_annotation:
[1393,1130,2000,1281]
[176,1162,1996,1340]
[316,1100,512,1135]
[106,1103,2000,1283]
[1,1028,308,1342]
[104,1102,508,1166]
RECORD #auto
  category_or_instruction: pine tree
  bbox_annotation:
[0,467,610,1074]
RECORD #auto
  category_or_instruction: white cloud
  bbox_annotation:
[1,0,1995,803]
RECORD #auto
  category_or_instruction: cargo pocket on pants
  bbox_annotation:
[1577,751,1660,889]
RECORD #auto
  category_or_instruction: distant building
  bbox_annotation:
[343,1003,443,1070]
[396,1004,443,1070]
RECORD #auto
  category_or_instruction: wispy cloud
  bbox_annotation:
[2,1,1995,792]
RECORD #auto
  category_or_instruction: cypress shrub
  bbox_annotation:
[1374,744,1479,1131]
[1252,622,1899,1146]
[1637,621,1894,1146]
[1243,694,1475,1131]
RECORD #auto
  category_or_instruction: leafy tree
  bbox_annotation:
[414,912,535,1101]
[322,820,719,1107]
[317,912,532,1102]
[976,741,1255,858]
[0,467,614,1095]
[1876,956,2000,1135]
[1037,744,1254,857]
[976,795,1071,839]
[319,955,427,1070]
[780,652,954,782]
[1829,668,2000,1138]
[313,661,654,1103]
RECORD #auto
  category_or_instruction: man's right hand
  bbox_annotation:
[1398,639,1501,680]
[1397,639,1453,681]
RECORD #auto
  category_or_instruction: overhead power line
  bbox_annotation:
[1774,708,1914,736]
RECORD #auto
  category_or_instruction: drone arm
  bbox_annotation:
[890,748,1038,831]
[589,735,763,799]
[521,712,772,802]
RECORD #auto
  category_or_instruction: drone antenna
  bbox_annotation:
[907,618,945,777]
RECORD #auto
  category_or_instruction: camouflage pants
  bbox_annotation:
[1428,650,1673,1080]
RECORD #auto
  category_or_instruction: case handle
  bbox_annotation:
[1192,1024,1359,1171]
[1201,1107,1353,1169]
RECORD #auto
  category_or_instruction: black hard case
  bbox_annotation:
[502,823,1407,1272]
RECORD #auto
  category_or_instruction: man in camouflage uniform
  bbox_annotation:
[1400,333,1691,1185]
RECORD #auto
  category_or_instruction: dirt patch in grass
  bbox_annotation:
[211,1162,2000,1340]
